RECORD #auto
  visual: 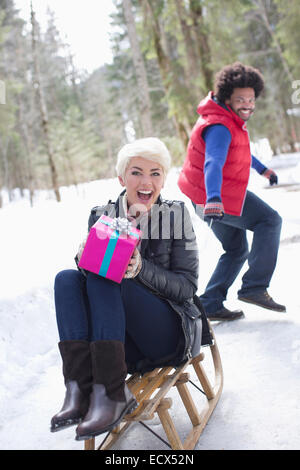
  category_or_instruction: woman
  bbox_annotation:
[51,137,207,441]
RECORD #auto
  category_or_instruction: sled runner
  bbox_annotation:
[83,323,223,450]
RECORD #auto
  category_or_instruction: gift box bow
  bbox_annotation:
[79,215,142,283]
[99,217,140,238]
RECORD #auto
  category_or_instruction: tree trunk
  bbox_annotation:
[143,0,189,147]
[188,0,213,92]
[30,2,60,202]
[253,0,294,83]
[97,103,115,177]
[17,95,35,206]
[249,1,299,147]
[174,0,199,82]
[123,0,153,137]
[0,136,10,191]
[65,43,84,118]
[15,33,35,206]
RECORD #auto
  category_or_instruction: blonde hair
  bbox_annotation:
[116,137,172,177]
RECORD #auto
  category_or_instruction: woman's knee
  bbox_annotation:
[86,272,121,297]
[54,269,83,292]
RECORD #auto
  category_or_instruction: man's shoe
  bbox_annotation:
[207,307,245,322]
[238,290,286,312]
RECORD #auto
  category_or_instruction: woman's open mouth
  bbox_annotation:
[137,190,153,202]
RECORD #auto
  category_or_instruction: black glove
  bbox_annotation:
[262,168,278,186]
[204,197,224,222]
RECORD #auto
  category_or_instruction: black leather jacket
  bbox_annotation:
[86,192,212,373]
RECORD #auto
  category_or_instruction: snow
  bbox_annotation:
[1,154,300,450]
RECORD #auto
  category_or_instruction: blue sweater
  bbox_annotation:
[203,124,267,201]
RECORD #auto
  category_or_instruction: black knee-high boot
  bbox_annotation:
[51,340,92,432]
[75,340,137,441]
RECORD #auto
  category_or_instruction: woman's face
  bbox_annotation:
[118,157,165,215]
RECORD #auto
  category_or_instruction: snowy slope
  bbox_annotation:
[1,155,300,450]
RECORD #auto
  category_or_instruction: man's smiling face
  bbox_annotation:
[225,87,256,121]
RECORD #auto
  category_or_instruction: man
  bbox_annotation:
[178,62,285,321]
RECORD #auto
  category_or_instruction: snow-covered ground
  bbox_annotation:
[1,153,300,450]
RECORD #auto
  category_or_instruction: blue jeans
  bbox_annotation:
[196,190,282,313]
[54,270,183,368]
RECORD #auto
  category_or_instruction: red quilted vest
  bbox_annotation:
[178,92,252,216]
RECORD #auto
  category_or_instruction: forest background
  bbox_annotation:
[1,0,300,205]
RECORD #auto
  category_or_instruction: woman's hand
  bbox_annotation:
[124,248,142,279]
[77,234,89,261]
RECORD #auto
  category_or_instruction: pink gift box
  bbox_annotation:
[78,215,142,283]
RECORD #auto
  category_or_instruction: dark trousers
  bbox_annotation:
[54,270,183,368]
[196,190,282,313]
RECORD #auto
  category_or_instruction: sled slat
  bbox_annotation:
[84,322,223,451]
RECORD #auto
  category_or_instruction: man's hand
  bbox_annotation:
[262,168,278,186]
[204,197,224,222]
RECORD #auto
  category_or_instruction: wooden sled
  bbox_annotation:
[84,324,223,450]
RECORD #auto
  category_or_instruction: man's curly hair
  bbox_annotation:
[214,62,264,103]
